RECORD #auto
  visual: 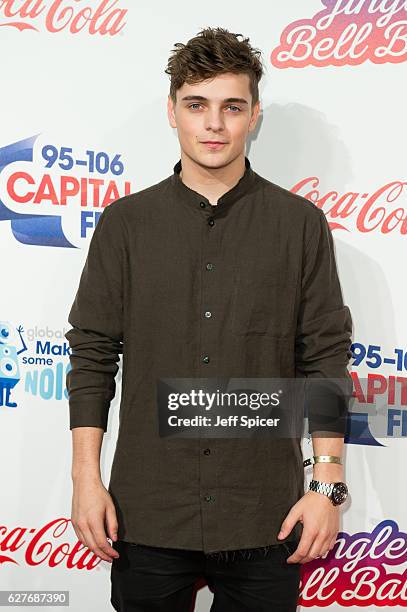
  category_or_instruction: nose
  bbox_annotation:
[203,108,225,133]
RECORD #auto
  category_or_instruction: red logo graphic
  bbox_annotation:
[0,0,127,36]
[0,518,101,569]
[298,520,407,607]
[271,0,407,68]
[292,178,407,234]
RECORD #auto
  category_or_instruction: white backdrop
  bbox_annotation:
[1,0,406,609]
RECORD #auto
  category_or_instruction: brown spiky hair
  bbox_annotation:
[165,27,265,109]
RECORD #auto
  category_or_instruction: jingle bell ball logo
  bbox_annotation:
[0,134,133,247]
[0,0,127,36]
[271,0,407,68]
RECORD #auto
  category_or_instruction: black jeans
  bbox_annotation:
[110,539,301,611]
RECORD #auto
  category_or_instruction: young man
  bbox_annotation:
[65,27,353,612]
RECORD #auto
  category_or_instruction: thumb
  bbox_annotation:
[105,505,118,542]
[277,510,298,539]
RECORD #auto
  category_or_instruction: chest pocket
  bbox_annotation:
[231,264,298,338]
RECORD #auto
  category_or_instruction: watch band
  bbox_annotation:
[303,455,342,468]
[308,479,334,497]
[308,478,349,506]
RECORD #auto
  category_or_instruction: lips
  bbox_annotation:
[201,141,227,150]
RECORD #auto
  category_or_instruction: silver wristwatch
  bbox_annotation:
[308,479,348,506]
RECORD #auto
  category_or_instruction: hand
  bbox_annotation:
[71,475,120,563]
[277,490,339,564]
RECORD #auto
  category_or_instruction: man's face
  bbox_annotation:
[168,72,260,169]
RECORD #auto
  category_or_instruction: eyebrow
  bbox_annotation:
[180,95,249,105]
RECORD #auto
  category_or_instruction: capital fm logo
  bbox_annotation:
[0,134,133,247]
[271,0,407,68]
[0,0,127,36]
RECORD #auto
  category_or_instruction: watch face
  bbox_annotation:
[332,482,348,505]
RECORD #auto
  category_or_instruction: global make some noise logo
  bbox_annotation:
[0,134,133,247]
[0,518,405,605]
[0,322,77,408]
[0,0,127,36]
[271,0,407,68]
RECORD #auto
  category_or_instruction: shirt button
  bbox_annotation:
[206,262,214,271]
[200,201,206,208]
[203,448,211,455]
[208,218,215,226]
[204,494,215,502]
[204,311,212,318]
[202,355,210,363]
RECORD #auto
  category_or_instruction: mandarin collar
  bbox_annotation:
[170,156,256,216]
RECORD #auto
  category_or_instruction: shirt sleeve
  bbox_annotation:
[64,203,125,432]
[295,207,353,435]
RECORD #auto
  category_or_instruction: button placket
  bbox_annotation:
[198,204,221,552]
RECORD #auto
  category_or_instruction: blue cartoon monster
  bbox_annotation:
[0,323,27,408]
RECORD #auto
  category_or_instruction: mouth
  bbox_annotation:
[201,141,228,150]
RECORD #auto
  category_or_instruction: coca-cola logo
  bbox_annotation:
[292,178,407,234]
[0,518,101,569]
[0,0,127,36]
[271,0,407,68]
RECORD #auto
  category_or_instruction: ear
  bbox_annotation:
[167,94,177,128]
[248,100,261,133]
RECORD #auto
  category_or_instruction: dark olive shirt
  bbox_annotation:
[64,156,353,554]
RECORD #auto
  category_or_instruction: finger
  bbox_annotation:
[105,505,119,543]
[76,524,101,557]
[286,531,316,564]
[88,521,119,560]
[327,535,337,553]
[81,525,116,562]
[305,536,332,563]
[74,524,87,547]
[278,513,299,540]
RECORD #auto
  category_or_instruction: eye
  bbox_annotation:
[187,103,242,112]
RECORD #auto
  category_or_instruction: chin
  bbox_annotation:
[195,152,230,168]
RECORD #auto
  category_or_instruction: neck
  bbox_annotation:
[178,153,246,206]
